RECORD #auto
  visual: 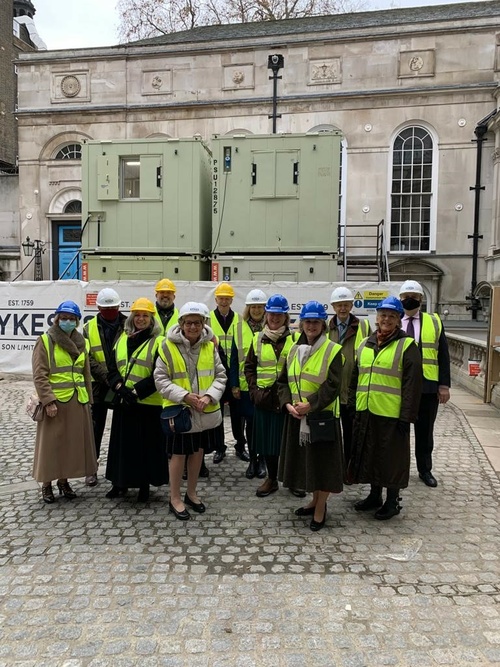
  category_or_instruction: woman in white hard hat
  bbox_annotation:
[154,302,227,521]
[32,301,98,504]
[229,289,268,479]
[105,298,168,502]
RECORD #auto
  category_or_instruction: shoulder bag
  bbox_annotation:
[160,405,192,436]
[306,410,336,443]
[26,393,44,422]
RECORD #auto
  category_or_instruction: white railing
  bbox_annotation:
[447,333,488,401]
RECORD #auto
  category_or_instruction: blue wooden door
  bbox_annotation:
[58,225,81,279]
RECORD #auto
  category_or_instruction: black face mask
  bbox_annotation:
[401,297,421,311]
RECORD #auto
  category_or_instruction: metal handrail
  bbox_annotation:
[58,251,81,280]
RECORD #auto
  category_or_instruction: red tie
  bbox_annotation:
[406,316,415,339]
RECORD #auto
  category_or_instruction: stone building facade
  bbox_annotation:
[14,1,500,316]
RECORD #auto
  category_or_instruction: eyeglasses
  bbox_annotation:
[184,321,204,328]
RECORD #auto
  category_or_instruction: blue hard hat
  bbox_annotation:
[265,294,289,314]
[300,300,328,320]
[376,296,404,316]
[55,300,82,319]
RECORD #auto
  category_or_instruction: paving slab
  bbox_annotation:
[1,375,500,666]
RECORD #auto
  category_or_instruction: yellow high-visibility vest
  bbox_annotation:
[254,331,295,388]
[210,311,239,361]
[114,333,163,406]
[41,333,89,403]
[83,316,105,363]
[287,339,343,418]
[233,319,259,392]
[158,339,220,413]
[154,307,179,336]
[354,318,371,351]
[420,312,442,382]
[356,336,414,417]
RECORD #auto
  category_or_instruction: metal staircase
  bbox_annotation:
[338,220,390,282]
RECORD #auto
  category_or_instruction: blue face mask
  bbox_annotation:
[59,319,77,334]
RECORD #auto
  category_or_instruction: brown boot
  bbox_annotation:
[256,478,279,497]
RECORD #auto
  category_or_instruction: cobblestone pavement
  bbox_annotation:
[1,374,500,667]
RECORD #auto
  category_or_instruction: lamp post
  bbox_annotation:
[21,236,45,281]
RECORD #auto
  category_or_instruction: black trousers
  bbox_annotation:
[414,393,439,474]
[340,403,353,465]
[215,396,246,452]
[91,402,109,460]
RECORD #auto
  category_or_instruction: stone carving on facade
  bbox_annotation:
[308,58,342,85]
[222,64,254,90]
[51,71,89,103]
[142,69,173,96]
[399,50,435,78]
[493,148,500,164]
[60,75,81,97]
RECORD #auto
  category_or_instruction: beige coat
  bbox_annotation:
[32,324,97,483]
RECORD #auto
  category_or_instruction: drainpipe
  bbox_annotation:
[467,109,498,319]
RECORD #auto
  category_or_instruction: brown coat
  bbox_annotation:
[347,328,422,489]
[32,325,97,483]
[329,314,372,405]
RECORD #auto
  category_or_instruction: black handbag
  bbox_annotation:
[160,405,192,436]
[306,411,336,443]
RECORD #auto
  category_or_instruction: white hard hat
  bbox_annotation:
[245,289,268,305]
[399,280,424,296]
[179,302,208,320]
[96,288,121,308]
[330,286,354,303]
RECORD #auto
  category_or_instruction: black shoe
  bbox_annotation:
[419,472,438,487]
[213,450,226,464]
[57,480,77,499]
[375,499,401,520]
[354,493,383,512]
[182,466,188,481]
[42,484,55,504]
[310,507,327,532]
[245,460,256,479]
[289,488,306,498]
[295,506,315,516]
[105,486,128,499]
[169,502,191,521]
[184,493,206,513]
[234,446,250,462]
[256,458,267,479]
[137,485,149,502]
[199,464,210,478]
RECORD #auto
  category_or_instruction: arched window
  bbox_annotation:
[55,143,82,160]
[390,126,433,252]
[63,200,81,213]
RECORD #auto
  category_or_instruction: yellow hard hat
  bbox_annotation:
[214,282,235,298]
[130,297,156,313]
[155,278,176,293]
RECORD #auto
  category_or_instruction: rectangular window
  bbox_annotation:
[121,157,140,199]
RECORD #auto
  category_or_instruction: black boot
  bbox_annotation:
[137,484,150,502]
[375,488,401,520]
[245,456,257,479]
[255,456,267,479]
[354,485,383,512]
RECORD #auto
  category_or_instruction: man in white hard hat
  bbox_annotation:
[83,287,126,486]
[399,280,450,488]
[329,286,371,467]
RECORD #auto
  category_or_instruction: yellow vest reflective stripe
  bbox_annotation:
[287,339,342,418]
[234,320,256,392]
[354,318,371,351]
[41,333,89,403]
[154,308,179,336]
[356,336,414,417]
[420,312,441,381]
[114,333,163,406]
[210,312,239,360]
[83,317,105,363]
[254,331,294,388]
[158,339,220,413]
